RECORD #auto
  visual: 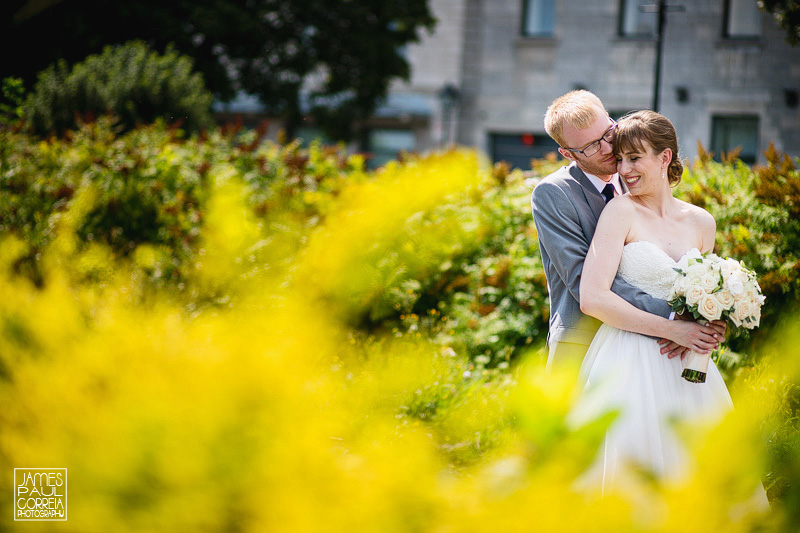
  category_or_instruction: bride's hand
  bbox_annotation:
[665,320,721,354]
[658,314,727,358]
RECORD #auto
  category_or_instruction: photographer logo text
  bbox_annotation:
[14,468,67,521]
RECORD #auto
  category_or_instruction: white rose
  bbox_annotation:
[720,258,741,277]
[748,306,762,328]
[726,276,745,296]
[677,248,702,271]
[715,289,735,310]
[747,292,766,313]
[700,271,721,292]
[685,285,706,307]
[698,294,723,321]
[747,288,760,304]
[686,262,706,278]
[686,271,704,293]
[732,301,754,326]
[743,288,761,309]
[670,275,690,299]
[686,248,703,261]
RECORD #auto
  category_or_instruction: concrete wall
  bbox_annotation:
[397,0,800,164]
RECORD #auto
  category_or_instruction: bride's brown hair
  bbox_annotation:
[613,110,683,186]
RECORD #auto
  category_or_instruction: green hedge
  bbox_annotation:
[0,119,365,289]
[2,119,799,365]
[679,144,800,352]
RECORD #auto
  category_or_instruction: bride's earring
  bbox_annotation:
[662,169,667,180]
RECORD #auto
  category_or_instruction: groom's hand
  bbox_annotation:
[658,339,689,360]
[658,314,727,359]
[707,319,727,340]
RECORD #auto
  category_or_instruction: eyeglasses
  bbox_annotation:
[562,120,617,158]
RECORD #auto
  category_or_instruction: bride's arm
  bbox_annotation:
[579,199,719,353]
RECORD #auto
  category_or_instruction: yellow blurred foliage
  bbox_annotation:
[298,149,489,324]
[0,149,794,531]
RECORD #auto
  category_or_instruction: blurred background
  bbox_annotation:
[2,1,800,531]
[4,0,799,168]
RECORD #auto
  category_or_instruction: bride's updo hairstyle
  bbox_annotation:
[613,110,683,186]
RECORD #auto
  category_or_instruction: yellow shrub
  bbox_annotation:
[0,150,792,532]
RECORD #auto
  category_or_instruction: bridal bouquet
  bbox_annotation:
[667,249,765,383]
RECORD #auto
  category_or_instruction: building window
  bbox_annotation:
[295,126,333,147]
[619,0,656,38]
[522,0,555,37]
[365,129,416,169]
[723,0,762,39]
[490,133,560,169]
[710,115,759,165]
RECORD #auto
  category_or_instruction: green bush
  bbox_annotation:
[4,117,800,371]
[396,161,554,366]
[4,122,800,519]
[0,77,25,126]
[23,41,214,136]
[679,144,800,352]
[0,137,793,529]
[0,119,365,291]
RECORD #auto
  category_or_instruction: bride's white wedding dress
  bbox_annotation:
[570,241,736,492]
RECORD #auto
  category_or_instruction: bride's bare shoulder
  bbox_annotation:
[676,199,715,226]
[676,199,716,247]
[605,193,637,214]
[597,194,635,224]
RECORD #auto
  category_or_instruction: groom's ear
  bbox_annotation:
[558,147,577,162]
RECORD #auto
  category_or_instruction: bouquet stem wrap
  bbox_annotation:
[681,350,710,383]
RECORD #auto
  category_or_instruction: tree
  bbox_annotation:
[759,0,800,46]
[24,41,214,135]
[1,0,436,139]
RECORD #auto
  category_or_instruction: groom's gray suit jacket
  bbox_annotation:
[531,162,671,359]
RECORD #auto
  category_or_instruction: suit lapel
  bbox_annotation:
[568,163,606,221]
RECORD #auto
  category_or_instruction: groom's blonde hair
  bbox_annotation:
[544,90,607,148]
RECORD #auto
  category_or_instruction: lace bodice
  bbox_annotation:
[618,241,689,300]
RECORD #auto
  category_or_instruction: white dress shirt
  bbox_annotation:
[584,172,622,197]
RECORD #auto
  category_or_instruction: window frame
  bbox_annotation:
[489,132,560,169]
[617,0,656,39]
[520,0,556,38]
[710,114,760,165]
[363,128,417,169]
[722,0,762,40]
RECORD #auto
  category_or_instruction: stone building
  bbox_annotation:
[369,0,800,168]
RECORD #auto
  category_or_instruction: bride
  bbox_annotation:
[573,110,742,492]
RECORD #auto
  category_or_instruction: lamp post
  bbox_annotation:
[438,83,460,147]
[642,1,684,112]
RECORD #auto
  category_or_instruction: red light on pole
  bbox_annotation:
[521,133,534,146]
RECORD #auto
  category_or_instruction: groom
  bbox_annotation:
[531,90,675,369]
